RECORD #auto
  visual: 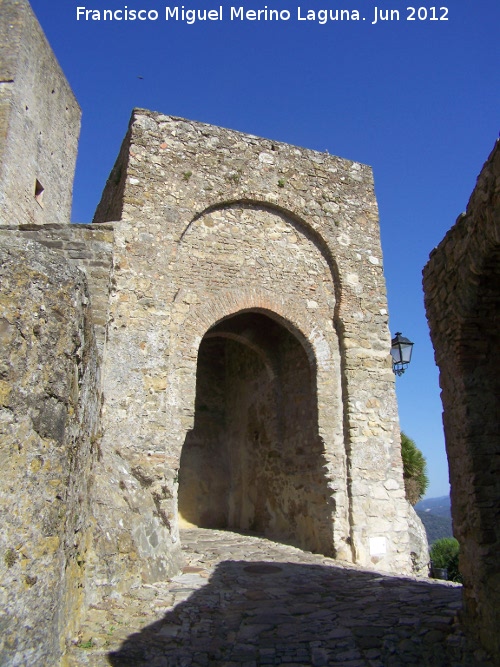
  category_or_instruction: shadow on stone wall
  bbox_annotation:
[107,559,492,666]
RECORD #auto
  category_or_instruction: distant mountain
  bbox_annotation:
[415,495,453,545]
[415,495,451,518]
[417,511,453,544]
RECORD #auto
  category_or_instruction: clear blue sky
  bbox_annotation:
[30,0,499,498]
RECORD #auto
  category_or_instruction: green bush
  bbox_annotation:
[430,537,462,582]
[401,432,429,505]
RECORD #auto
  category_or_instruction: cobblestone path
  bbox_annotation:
[66,529,493,666]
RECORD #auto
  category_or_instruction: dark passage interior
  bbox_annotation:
[178,311,334,555]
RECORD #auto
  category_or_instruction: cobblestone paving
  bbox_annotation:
[66,529,493,666]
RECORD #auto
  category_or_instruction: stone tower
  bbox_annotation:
[0,0,80,227]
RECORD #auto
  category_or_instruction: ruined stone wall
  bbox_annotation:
[423,140,500,659]
[92,110,416,580]
[0,0,81,227]
[0,236,101,666]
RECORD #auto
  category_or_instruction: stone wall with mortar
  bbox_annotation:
[0,235,101,666]
[0,225,165,609]
[92,110,419,578]
[0,0,81,228]
[1,224,114,355]
[423,140,500,660]
[0,221,172,632]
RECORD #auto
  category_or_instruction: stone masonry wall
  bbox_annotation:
[0,0,81,228]
[0,224,173,608]
[0,236,101,666]
[423,140,500,659]
[92,110,417,579]
[1,224,114,355]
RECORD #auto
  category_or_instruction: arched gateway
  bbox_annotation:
[0,90,429,663]
[88,111,424,583]
[163,198,353,563]
[178,310,334,555]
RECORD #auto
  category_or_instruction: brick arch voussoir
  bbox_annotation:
[178,287,329,372]
[168,287,340,452]
[177,197,343,318]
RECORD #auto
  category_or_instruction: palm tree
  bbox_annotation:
[401,432,429,505]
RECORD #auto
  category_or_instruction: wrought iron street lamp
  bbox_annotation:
[391,332,414,376]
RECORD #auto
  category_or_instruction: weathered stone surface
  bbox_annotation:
[423,139,500,661]
[0,236,100,666]
[1,224,114,355]
[406,502,430,576]
[0,0,80,227]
